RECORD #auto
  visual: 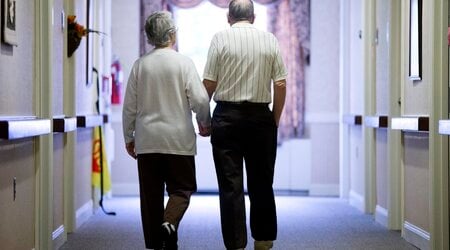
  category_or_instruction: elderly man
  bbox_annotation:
[202,0,287,249]
[123,11,211,250]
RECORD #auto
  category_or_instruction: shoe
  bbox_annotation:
[254,240,273,250]
[161,222,178,250]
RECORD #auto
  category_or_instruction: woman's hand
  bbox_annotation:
[125,141,137,159]
[198,121,211,137]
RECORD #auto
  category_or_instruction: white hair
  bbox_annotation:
[145,11,176,47]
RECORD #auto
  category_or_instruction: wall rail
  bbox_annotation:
[0,117,52,140]
[391,116,429,132]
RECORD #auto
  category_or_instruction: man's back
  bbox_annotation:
[203,22,286,103]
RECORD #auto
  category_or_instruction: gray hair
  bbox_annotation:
[229,0,254,21]
[145,11,176,47]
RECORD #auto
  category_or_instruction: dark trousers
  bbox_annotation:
[137,153,197,249]
[211,102,278,250]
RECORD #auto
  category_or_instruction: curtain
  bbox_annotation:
[139,0,169,55]
[140,0,310,140]
[269,0,309,140]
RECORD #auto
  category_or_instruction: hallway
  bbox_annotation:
[60,195,416,250]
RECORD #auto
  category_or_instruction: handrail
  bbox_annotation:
[391,116,429,132]
[53,117,78,133]
[364,115,388,128]
[77,114,104,128]
[0,117,52,140]
[342,114,363,126]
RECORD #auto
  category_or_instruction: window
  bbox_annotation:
[173,1,268,75]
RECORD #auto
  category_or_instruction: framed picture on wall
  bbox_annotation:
[86,0,93,86]
[2,0,18,46]
[409,0,422,81]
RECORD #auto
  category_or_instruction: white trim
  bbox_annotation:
[75,200,94,229]
[52,225,66,249]
[403,221,430,250]
[374,205,388,228]
[305,113,339,124]
[113,183,140,196]
[349,189,365,212]
[309,184,339,197]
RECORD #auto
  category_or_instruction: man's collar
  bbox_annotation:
[231,22,254,28]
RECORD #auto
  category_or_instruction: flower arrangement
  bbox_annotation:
[67,15,104,57]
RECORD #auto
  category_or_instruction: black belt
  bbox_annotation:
[216,101,269,107]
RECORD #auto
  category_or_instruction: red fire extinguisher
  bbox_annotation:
[111,58,123,105]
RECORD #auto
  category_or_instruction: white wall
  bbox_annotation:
[110,0,141,195]
[306,0,341,196]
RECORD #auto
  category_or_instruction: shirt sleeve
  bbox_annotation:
[186,59,211,126]
[202,34,219,82]
[122,61,138,144]
[271,38,288,82]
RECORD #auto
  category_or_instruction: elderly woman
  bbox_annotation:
[122,11,211,250]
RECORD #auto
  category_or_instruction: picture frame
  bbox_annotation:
[86,0,93,86]
[409,0,422,81]
[2,0,18,46]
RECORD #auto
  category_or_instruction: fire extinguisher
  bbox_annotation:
[111,57,123,105]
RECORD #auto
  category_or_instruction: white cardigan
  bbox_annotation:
[122,48,211,155]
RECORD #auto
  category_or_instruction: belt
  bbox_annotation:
[216,101,269,107]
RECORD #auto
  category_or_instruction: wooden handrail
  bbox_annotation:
[438,120,450,135]
[391,116,429,132]
[77,115,104,128]
[0,117,52,140]
[364,115,388,128]
[53,117,77,133]
[343,114,363,126]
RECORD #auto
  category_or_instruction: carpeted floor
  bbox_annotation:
[60,195,417,250]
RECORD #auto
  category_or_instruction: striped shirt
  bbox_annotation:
[203,22,287,103]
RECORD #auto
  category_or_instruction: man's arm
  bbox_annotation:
[203,79,217,100]
[273,79,286,127]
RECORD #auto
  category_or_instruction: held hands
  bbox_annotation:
[125,141,137,159]
[198,121,211,137]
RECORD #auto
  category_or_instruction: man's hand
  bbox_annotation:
[125,141,137,159]
[203,79,217,100]
[198,121,211,137]
[273,79,286,127]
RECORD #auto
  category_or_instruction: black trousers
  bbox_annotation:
[137,153,197,249]
[211,102,278,250]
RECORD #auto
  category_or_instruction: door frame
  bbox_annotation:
[429,0,449,248]
[34,0,54,249]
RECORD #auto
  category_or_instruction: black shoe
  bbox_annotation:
[161,222,178,250]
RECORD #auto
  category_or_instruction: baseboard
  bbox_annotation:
[349,189,365,212]
[309,184,339,197]
[403,221,430,250]
[375,205,388,228]
[52,225,66,249]
[75,199,93,229]
[113,183,140,196]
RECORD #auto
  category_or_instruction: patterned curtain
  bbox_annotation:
[268,0,309,139]
[140,0,310,140]
[139,0,169,55]
[166,0,204,8]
